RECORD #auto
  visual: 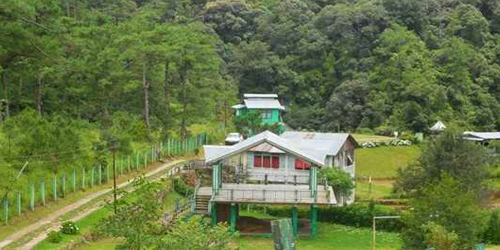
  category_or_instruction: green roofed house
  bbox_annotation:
[195,130,358,237]
[232,94,286,134]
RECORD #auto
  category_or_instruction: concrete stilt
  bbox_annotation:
[230,203,237,233]
[310,205,317,237]
[292,206,298,237]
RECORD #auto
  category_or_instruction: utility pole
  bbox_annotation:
[109,138,120,214]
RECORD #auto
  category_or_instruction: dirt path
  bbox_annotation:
[0,159,185,250]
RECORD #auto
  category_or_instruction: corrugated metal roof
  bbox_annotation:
[204,131,325,166]
[244,93,278,99]
[463,132,500,140]
[244,99,285,110]
[204,145,232,161]
[231,104,246,109]
[281,131,355,156]
[249,142,285,153]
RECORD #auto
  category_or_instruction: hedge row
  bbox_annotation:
[266,202,404,232]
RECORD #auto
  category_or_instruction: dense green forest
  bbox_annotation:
[1,0,500,177]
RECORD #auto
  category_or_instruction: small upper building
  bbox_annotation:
[463,131,500,144]
[232,94,286,133]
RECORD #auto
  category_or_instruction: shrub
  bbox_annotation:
[484,210,500,244]
[173,177,194,196]
[60,221,80,235]
[47,230,62,243]
[319,168,354,197]
[266,202,403,232]
[361,142,377,148]
[389,139,412,146]
[423,222,459,250]
[356,128,374,135]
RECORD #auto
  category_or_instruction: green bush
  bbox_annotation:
[173,177,194,196]
[47,230,62,243]
[356,128,374,135]
[266,203,403,232]
[60,221,80,235]
[484,210,500,244]
[319,168,354,197]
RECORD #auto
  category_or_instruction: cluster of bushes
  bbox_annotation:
[266,202,404,232]
[484,210,500,244]
[173,177,194,196]
[47,221,80,243]
[360,138,412,148]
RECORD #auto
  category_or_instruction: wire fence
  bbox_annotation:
[1,133,209,225]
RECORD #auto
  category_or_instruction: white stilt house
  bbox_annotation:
[196,130,357,236]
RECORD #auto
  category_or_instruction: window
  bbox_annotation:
[347,155,354,166]
[254,153,280,169]
[261,111,272,119]
[272,157,280,169]
[295,159,311,170]
[254,155,262,167]
[263,156,271,168]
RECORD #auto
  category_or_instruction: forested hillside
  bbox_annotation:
[1,0,500,144]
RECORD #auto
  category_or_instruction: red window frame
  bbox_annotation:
[254,155,262,167]
[272,156,280,169]
[254,153,280,169]
[263,156,271,168]
[295,159,311,170]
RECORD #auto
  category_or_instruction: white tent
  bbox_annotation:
[430,121,446,132]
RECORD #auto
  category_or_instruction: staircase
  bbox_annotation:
[194,194,210,214]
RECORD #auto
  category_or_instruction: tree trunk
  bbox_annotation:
[180,72,187,140]
[36,73,44,116]
[164,61,170,125]
[143,63,151,133]
[1,72,9,120]
[65,1,70,17]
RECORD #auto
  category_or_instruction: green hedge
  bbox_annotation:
[266,202,404,232]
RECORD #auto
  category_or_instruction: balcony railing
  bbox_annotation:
[244,172,310,185]
[214,188,315,203]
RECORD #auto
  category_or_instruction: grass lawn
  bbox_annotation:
[33,207,111,250]
[0,159,171,242]
[352,134,393,143]
[235,223,402,250]
[73,222,402,250]
[356,181,393,200]
[71,238,121,250]
[33,184,184,250]
[356,146,420,179]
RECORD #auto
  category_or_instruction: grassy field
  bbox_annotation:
[235,223,401,250]
[352,134,394,143]
[73,238,121,250]
[356,181,394,200]
[33,208,111,250]
[0,160,171,242]
[72,222,402,250]
[33,184,184,250]
[356,146,420,179]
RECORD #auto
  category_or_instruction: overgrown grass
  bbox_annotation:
[356,146,420,179]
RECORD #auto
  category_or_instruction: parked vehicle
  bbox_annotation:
[225,133,243,145]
